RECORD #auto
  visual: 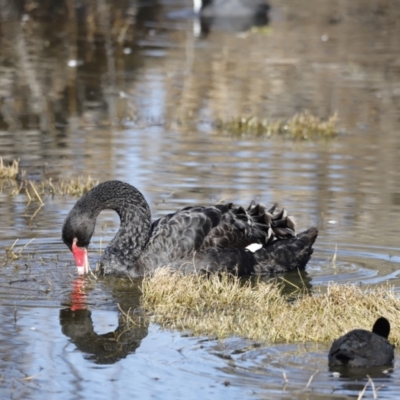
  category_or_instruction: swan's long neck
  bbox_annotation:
[101,182,151,274]
[73,181,152,274]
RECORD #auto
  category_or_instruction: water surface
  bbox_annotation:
[1,0,400,398]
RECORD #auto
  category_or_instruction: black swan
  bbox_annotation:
[194,0,269,18]
[328,317,394,368]
[193,0,270,34]
[62,180,318,277]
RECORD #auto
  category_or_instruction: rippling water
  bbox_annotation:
[1,0,400,398]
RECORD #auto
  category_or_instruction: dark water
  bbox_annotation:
[1,0,400,398]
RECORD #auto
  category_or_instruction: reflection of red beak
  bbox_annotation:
[71,277,87,311]
[72,240,90,275]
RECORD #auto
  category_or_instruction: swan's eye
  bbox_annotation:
[62,230,74,250]
[75,235,90,249]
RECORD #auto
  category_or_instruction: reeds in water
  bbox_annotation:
[217,111,338,140]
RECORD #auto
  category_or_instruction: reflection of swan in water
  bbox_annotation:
[269,268,313,297]
[60,308,149,364]
[60,278,149,364]
[193,0,270,36]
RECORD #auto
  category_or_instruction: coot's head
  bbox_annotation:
[372,317,391,339]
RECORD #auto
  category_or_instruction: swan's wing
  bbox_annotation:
[144,202,296,263]
[146,205,224,262]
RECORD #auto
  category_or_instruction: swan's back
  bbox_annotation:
[137,201,315,275]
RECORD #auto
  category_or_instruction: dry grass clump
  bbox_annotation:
[11,176,98,204]
[2,238,37,268]
[40,176,99,196]
[1,158,98,198]
[0,158,20,179]
[12,181,44,204]
[141,269,400,344]
[216,111,338,140]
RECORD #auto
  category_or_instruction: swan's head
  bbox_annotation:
[62,208,95,275]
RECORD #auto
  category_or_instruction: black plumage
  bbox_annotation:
[195,0,269,18]
[62,180,318,277]
[328,317,394,368]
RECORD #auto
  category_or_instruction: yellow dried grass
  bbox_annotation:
[0,158,19,179]
[41,176,99,196]
[1,158,98,199]
[217,111,338,140]
[141,268,400,344]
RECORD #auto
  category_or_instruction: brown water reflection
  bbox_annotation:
[0,0,399,132]
[1,0,400,398]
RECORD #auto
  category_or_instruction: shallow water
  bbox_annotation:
[1,0,400,398]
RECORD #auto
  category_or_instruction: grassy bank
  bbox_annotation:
[141,268,400,344]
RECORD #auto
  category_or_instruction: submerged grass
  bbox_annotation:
[216,111,338,140]
[142,269,400,344]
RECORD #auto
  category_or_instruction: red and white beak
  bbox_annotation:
[71,239,90,275]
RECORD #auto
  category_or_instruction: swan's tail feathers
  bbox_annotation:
[246,201,297,243]
[191,227,317,276]
[252,227,318,274]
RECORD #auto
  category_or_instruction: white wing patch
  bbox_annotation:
[246,243,263,253]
